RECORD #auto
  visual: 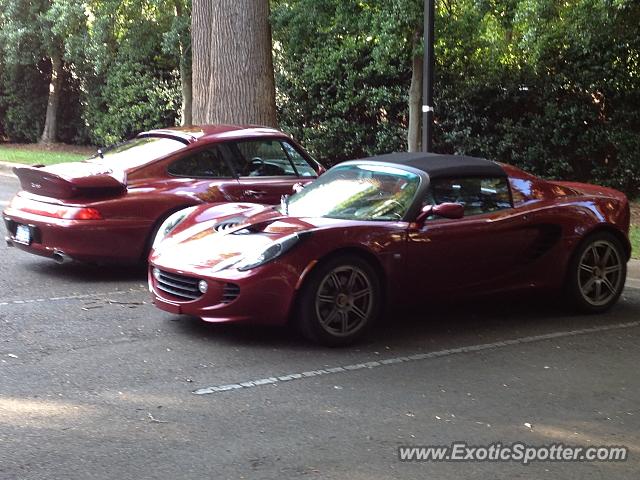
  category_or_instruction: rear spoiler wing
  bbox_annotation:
[13,165,127,199]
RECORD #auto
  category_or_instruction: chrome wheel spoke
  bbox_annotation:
[604,265,621,275]
[601,247,612,266]
[594,281,603,301]
[346,270,357,290]
[329,273,342,290]
[590,246,600,264]
[350,304,368,321]
[601,277,616,295]
[340,311,349,334]
[317,293,335,303]
[582,276,596,293]
[351,288,370,301]
[579,263,594,274]
[320,308,339,327]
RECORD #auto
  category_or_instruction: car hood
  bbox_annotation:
[151,207,325,269]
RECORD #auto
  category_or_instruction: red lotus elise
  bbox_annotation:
[3,125,324,264]
[148,152,630,346]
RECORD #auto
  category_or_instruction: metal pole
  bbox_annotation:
[422,0,435,152]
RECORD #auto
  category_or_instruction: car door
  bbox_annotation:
[406,176,537,297]
[227,139,319,204]
[165,143,243,203]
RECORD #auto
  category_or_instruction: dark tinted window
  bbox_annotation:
[429,177,512,216]
[168,146,234,178]
[282,142,317,177]
[231,140,298,177]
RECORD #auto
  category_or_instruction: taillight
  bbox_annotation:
[66,207,102,220]
[9,196,103,220]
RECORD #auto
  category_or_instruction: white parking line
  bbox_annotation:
[0,290,141,307]
[193,320,640,395]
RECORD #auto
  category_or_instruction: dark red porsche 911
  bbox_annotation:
[148,152,630,345]
[3,125,323,264]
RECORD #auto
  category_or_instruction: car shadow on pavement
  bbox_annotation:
[171,316,313,351]
[23,260,148,284]
[165,291,640,352]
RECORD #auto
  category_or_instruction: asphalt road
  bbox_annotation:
[1,172,639,479]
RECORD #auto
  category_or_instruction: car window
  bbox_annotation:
[281,141,317,177]
[87,137,186,170]
[168,146,235,178]
[231,140,298,177]
[428,177,512,216]
[285,164,420,221]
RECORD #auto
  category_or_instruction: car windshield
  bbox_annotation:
[284,164,421,221]
[87,136,186,169]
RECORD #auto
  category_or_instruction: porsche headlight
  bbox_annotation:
[234,233,303,271]
[152,206,197,249]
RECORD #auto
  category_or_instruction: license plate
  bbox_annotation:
[14,224,31,245]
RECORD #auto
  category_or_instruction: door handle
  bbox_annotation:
[244,189,268,196]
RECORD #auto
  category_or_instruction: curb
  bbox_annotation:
[628,258,640,279]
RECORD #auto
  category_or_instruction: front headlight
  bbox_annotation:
[152,206,198,249]
[234,233,305,271]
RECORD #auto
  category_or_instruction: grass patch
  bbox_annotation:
[0,145,90,166]
[630,225,640,260]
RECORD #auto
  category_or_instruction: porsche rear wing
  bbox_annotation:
[14,163,127,199]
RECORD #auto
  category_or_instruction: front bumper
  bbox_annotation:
[148,261,300,325]
[3,208,151,264]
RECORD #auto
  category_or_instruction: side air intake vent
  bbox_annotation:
[213,216,248,233]
[222,283,240,304]
[524,224,562,261]
[214,221,240,233]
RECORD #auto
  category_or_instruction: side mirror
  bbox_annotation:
[433,202,464,219]
[414,202,464,226]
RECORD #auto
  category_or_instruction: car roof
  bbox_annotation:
[355,152,506,179]
[141,125,287,144]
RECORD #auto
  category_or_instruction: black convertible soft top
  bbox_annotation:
[357,152,506,179]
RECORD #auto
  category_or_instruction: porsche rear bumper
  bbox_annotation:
[3,208,151,264]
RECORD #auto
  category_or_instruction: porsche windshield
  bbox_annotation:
[285,164,421,221]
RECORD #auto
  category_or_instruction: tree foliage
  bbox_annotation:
[81,0,184,144]
[273,0,640,195]
[0,0,188,145]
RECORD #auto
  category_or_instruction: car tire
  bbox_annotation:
[295,255,382,346]
[566,231,627,313]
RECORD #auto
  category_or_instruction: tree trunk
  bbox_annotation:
[40,53,62,144]
[192,0,277,127]
[407,47,423,152]
[180,59,193,126]
[175,0,192,126]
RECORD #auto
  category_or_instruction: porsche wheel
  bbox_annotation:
[567,232,626,313]
[296,255,381,346]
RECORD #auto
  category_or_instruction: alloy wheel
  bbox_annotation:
[314,265,373,337]
[577,239,623,307]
